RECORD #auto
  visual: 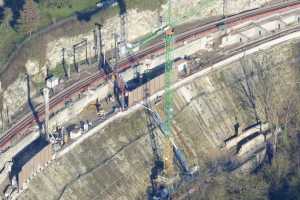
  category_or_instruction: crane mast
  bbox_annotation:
[163,0,176,179]
[164,0,174,137]
[141,1,197,199]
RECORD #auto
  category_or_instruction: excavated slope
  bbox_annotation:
[18,40,300,200]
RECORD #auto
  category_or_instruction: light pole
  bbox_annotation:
[223,0,226,18]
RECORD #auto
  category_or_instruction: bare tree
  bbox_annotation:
[234,51,299,155]
[18,0,40,36]
[233,54,260,124]
[45,0,71,9]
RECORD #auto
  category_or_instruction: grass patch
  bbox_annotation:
[0,0,166,66]
[0,0,167,89]
[0,26,24,66]
[37,0,100,24]
[0,0,101,67]
[34,79,45,92]
[49,64,66,78]
[125,0,166,11]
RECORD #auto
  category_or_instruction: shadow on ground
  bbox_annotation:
[26,73,43,134]
[3,0,25,27]
[76,0,127,22]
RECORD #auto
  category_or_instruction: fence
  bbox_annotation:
[128,73,165,107]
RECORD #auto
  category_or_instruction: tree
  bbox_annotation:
[0,7,13,29]
[44,0,71,9]
[232,55,260,124]
[202,173,269,200]
[18,0,40,36]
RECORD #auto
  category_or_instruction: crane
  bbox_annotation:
[163,0,175,179]
[142,103,195,199]
[142,1,198,199]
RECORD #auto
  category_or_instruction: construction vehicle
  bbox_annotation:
[97,109,106,118]
[88,98,107,118]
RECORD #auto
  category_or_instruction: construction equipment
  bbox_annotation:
[88,98,106,118]
[142,1,198,199]
[143,103,196,199]
[164,0,175,139]
[162,0,175,181]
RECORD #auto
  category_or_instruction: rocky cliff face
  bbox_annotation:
[45,9,159,70]
[17,38,300,200]
[0,75,28,132]
[44,0,271,72]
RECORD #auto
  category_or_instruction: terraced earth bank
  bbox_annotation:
[17,38,300,200]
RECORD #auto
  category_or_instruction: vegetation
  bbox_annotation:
[198,130,300,200]
[49,63,66,78]
[0,0,166,72]
[0,0,100,67]
[189,51,300,200]
[18,0,40,36]
[0,7,13,28]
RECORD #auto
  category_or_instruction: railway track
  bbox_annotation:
[1,0,299,151]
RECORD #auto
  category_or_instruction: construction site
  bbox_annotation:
[0,0,300,199]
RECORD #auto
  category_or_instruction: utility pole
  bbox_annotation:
[73,45,77,73]
[0,110,3,132]
[113,32,119,72]
[84,39,89,65]
[62,48,69,79]
[119,13,128,57]
[43,87,50,140]
[95,23,104,70]
[6,106,10,125]
[113,32,119,104]
[223,0,228,33]
[223,0,227,17]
